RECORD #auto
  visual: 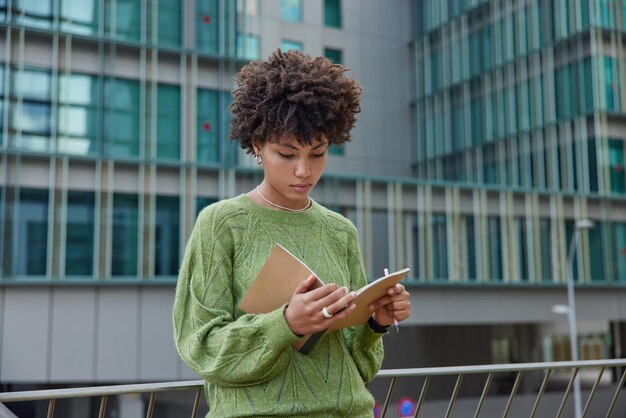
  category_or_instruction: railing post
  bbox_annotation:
[97,395,108,418]
[46,399,55,418]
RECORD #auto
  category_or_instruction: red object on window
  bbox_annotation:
[203,15,212,24]
[202,122,212,132]
[620,247,626,256]
[615,163,623,173]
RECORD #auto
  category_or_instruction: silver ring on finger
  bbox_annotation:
[322,306,333,319]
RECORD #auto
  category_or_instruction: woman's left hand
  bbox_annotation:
[369,284,411,327]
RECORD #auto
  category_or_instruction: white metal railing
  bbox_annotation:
[1,359,625,418]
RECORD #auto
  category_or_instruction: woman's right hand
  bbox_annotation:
[284,274,358,336]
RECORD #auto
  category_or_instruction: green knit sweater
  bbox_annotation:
[173,194,384,417]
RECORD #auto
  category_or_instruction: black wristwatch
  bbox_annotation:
[367,317,389,334]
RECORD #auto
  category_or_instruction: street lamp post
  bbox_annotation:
[565,219,595,418]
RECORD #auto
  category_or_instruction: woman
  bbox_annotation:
[173,49,411,417]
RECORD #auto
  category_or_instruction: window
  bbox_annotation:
[281,39,302,52]
[111,193,138,276]
[147,83,180,160]
[614,222,626,282]
[323,48,344,156]
[465,215,477,281]
[196,197,218,216]
[60,0,99,35]
[488,216,503,281]
[517,217,528,281]
[324,0,341,28]
[13,0,53,29]
[589,222,606,281]
[555,64,573,120]
[155,195,179,276]
[196,89,235,165]
[539,218,552,281]
[11,68,52,152]
[602,56,619,112]
[431,214,448,281]
[104,0,141,42]
[0,65,5,146]
[324,48,342,64]
[58,73,99,155]
[588,138,599,192]
[0,0,7,20]
[65,191,95,277]
[596,0,616,28]
[196,0,235,56]
[103,78,140,158]
[17,188,49,276]
[608,139,625,194]
[147,0,181,47]
[236,33,260,60]
[280,0,301,22]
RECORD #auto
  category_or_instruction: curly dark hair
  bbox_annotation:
[228,49,362,154]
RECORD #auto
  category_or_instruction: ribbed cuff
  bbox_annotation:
[264,304,302,347]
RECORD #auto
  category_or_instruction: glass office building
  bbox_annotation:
[413,0,626,284]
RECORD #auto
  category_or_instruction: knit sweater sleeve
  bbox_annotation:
[172,205,299,387]
[342,226,385,383]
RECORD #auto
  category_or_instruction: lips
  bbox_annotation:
[291,184,311,192]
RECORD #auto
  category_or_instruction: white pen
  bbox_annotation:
[384,268,400,333]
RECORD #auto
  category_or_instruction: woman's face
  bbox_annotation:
[253,134,329,209]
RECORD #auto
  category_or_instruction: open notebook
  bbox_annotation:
[239,244,410,354]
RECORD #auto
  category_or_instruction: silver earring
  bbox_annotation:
[255,154,263,165]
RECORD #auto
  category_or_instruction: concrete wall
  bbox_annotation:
[3,285,626,383]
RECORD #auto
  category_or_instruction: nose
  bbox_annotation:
[295,157,311,178]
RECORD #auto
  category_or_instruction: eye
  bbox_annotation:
[311,152,326,158]
[278,152,295,159]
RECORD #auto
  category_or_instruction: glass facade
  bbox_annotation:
[411,0,626,284]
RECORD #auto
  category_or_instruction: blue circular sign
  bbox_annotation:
[397,397,416,417]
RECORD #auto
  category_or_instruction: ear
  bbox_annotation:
[252,142,263,156]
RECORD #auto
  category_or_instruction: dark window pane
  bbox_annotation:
[488,216,503,281]
[589,222,606,281]
[615,222,626,282]
[324,48,342,64]
[540,218,552,281]
[466,216,476,281]
[17,188,49,276]
[432,214,448,280]
[65,191,95,276]
[608,138,625,194]
[196,197,217,217]
[517,218,528,281]
[324,0,341,28]
[111,194,138,276]
[155,195,179,276]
